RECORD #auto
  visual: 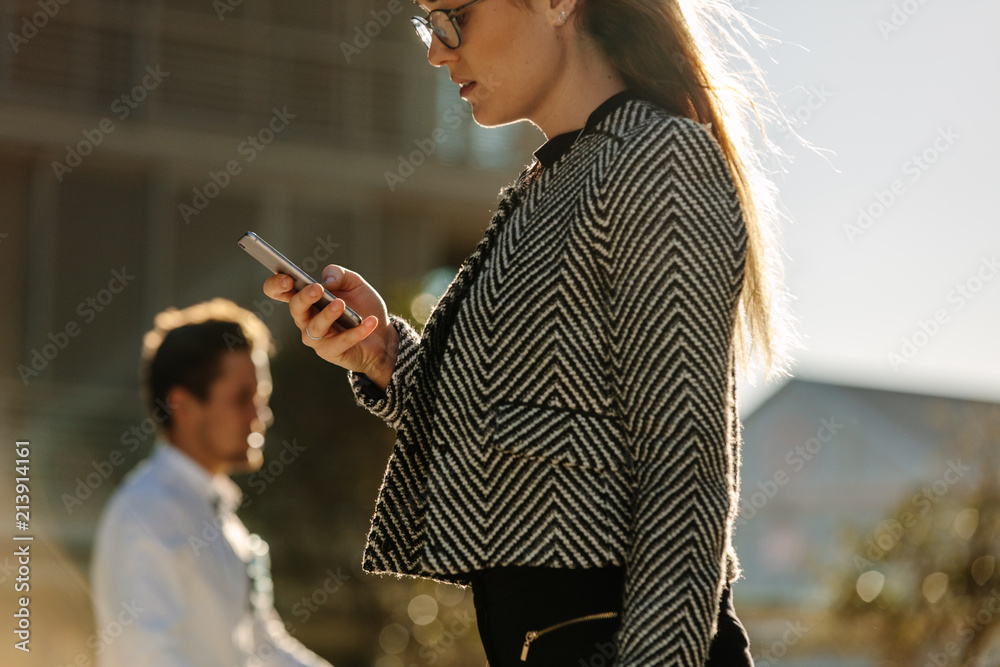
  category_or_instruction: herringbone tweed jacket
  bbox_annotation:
[351,98,748,666]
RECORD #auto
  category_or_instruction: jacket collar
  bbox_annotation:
[533,90,642,169]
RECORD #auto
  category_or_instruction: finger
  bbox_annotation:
[320,264,345,286]
[287,283,326,330]
[263,274,296,302]
[302,297,346,343]
[317,315,378,356]
[321,264,365,293]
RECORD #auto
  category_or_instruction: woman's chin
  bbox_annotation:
[469,104,512,130]
[463,90,501,127]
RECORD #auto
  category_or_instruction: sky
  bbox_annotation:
[735,0,1000,413]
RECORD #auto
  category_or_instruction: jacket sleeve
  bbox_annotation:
[602,119,746,666]
[348,315,421,430]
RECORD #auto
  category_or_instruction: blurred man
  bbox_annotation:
[92,298,332,667]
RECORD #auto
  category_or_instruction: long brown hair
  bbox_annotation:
[578,0,795,378]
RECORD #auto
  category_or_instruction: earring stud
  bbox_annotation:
[558,10,567,23]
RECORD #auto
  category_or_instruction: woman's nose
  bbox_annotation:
[427,34,455,68]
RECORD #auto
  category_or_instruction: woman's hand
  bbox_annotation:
[262,265,398,390]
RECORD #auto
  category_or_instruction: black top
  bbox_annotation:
[533,90,641,169]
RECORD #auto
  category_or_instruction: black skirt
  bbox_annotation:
[470,566,753,667]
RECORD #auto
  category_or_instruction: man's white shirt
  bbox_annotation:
[92,441,332,667]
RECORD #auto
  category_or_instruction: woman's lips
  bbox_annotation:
[459,81,477,98]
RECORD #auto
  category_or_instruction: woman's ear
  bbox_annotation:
[548,0,578,25]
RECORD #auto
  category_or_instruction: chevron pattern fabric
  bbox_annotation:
[351,99,748,666]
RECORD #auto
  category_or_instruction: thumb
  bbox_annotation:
[320,264,353,291]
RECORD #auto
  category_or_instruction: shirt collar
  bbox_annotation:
[154,440,243,514]
[532,90,641,169]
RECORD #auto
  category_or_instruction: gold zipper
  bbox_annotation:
[520,611,618,661]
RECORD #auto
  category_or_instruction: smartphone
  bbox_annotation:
[238,231,362,329]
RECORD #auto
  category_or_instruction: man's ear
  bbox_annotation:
[165,386,200,430]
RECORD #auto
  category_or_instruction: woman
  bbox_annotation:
[265,0,791,664]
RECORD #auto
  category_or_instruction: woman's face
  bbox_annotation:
[421,0,570,131]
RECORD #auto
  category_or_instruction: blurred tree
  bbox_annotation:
[832,403,1000,666]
